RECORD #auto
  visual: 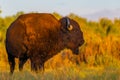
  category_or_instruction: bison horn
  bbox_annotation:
[66,17,73,31]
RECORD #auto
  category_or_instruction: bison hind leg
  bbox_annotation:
[19,57,28,71]
[8,54,15,74]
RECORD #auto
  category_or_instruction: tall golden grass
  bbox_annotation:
[0,12,120,79]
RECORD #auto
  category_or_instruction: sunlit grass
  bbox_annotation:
[0,65,120,80]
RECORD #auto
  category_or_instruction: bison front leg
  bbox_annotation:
[31,63,44,72]
[8,54,15,74]
[19,57,28,71]
[31,62,37,72]
[30,58,44,72]
[38,63,44,72]
[30,58,38,72]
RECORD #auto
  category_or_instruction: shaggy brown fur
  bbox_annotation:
[5,13,84,74]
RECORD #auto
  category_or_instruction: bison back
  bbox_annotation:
[6,13,61,58]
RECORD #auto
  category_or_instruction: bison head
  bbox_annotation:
[59,17,84,55]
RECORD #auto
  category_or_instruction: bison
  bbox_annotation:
[5,13,84,74]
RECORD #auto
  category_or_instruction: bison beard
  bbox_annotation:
[5,13,84,74]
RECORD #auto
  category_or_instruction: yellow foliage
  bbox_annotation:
[0,12,120,72]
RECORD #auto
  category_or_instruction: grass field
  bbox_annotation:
[0,65,120,80]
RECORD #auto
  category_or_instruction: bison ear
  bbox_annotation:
[59,17,73,31]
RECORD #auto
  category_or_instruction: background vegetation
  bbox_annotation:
[0,11,120,80]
